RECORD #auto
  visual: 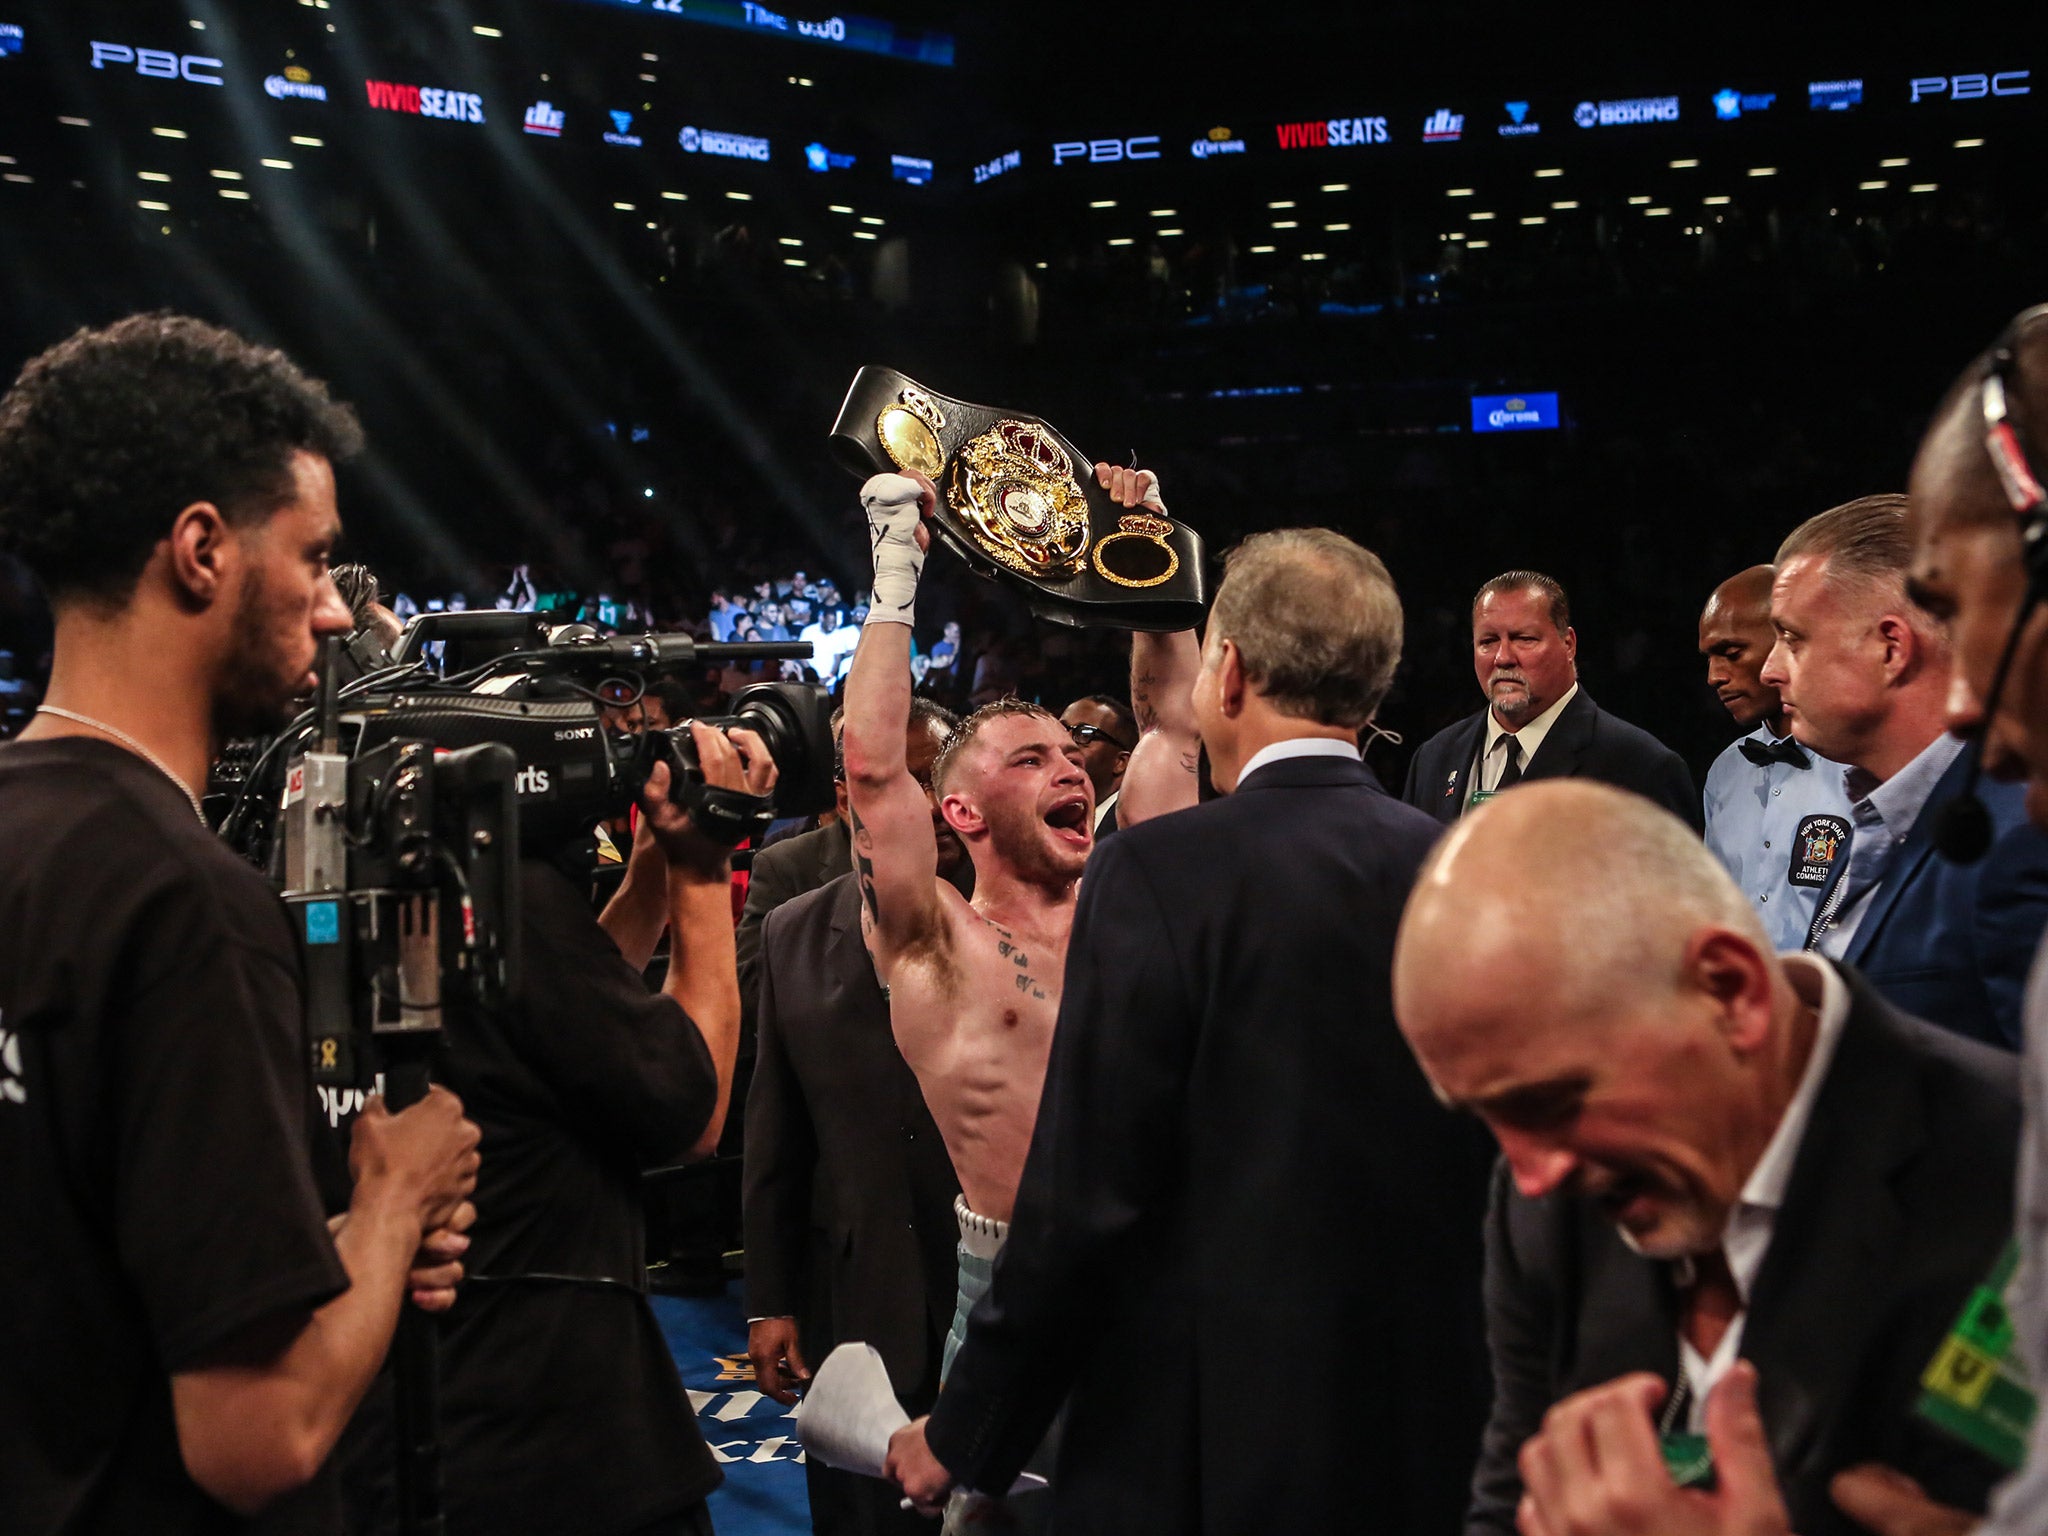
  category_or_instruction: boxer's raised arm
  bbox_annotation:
[843,473,949,971]
[1095,464,1203,828]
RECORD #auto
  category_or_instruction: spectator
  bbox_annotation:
[1761,496,2048,1048]
[800,606,860,686]
[1699,565,1854,952]
[1060,693,1136,834]
[1401,570,1700,829]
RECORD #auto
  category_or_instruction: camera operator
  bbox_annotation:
[0,313,482,1535]
[339,719,777,1536]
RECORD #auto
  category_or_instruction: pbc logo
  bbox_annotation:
[515,765,553,797]
[1788,814,1850,889]
[1910,71,2030,103]
[1051,136,1160,166]
[90,41,222,84]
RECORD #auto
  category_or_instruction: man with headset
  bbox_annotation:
[1504,310,2048,1536]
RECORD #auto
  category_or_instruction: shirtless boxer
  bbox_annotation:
[843,468,1097,1529]
[842,468,1090,1283]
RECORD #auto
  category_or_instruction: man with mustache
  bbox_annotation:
[1699,565,1854,953]
[1402,570,1700,830]
[1393,779,2020,1536]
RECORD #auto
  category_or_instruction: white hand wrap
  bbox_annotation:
[861,473,926,628]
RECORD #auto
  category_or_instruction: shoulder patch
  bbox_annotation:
[1788,814,1850,888]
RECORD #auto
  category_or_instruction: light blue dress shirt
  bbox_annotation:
[1813,732,1967,957]
[1695,729,1859,958]
[1702,725,1855,954]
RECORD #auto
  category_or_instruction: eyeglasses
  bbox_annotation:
[1068,722,1134,753]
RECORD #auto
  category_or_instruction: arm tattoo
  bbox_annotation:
[1131,668,1159,732]
[848,802,882,925]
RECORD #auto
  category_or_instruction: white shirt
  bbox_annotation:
[798,621,860,683]
[1676,950,1850,1430]
[1468,682,1580,807]
[1237,736,1361,786]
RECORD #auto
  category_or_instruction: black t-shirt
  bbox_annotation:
[340,860,723,1536]
[0,739,351,1536]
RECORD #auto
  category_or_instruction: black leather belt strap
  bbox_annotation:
[827,365,1210,631]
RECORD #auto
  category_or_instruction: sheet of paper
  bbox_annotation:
[794,1341,1051,1496]
[796,1342,910,1478]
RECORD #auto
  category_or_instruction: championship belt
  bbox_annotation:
[827,366,1209,630]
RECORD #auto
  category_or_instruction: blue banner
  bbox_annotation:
[561,0,953,66]
[1471,392,1561,432]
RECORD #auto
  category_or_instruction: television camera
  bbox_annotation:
[214,612,828,1534]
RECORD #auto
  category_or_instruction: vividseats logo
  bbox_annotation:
[264,62,326,100]
[0,1013,22,1105]
[1274,115,1389,150]
[365,79,484,122]
[91,41,222,85]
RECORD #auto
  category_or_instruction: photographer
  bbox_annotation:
[0,313,482,1534]
[340,718,776,1536]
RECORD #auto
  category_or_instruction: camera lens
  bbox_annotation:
[671,681,836,817]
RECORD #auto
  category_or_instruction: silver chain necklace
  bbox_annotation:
[33,706,207,824]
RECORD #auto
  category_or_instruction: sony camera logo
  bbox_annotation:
[553,726,598,741]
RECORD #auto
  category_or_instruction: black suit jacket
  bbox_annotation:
[1467,968,2020,1536]
[736,818,852,1038]
[1402,686,1702,831]
[741,872,959,1405]
[926,754,1495,1534]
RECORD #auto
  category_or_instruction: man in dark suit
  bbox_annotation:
[885,520,1494,1533]
[1402,569,1700,830]
[1393,780,2020,1536]
[1762,495,2048,1048]
[743,871,961,1536]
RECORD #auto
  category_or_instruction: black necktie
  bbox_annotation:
[1497,736,1523,789]
[1739,737,1811,770]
